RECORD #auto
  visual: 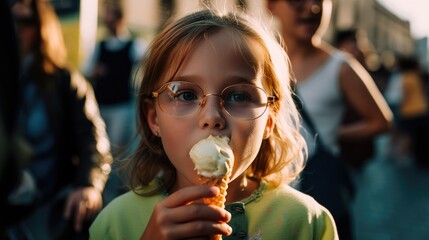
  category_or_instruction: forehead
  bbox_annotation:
[191,29,252,62]
[178,30,260,80]
[163,28,264,84]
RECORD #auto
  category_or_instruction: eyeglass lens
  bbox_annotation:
[154,81,270,120]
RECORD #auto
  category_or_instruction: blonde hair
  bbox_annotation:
[126,9,306,194]
[31,0,67,74]
[13,0,68,85]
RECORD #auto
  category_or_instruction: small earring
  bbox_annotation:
[155,131,160,137]
[311,5,321,14]
[263,128,271,139]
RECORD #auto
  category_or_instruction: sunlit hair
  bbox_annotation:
[313,0,332,45]
[126,9,307,195]
[25,0,67,77]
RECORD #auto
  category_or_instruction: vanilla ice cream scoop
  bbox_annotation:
[190,135,234,178]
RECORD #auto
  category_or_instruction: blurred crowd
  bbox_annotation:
[1,0,428,239]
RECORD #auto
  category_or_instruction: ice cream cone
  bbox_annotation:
[200,174,230,208]
[200,174,230,240]
[190,135,234,240]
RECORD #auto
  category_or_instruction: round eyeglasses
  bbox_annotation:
[151,81,277,120]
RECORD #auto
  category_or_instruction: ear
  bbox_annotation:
[263,114,274,140]
[145,99,160,137]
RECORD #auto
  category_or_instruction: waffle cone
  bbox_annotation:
[200,174,230,208]
[199,173,230,240]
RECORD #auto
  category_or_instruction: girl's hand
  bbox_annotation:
[140,185,232,240]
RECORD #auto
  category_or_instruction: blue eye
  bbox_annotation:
[176,90,198,101]
[222,85,267,107]
[226,92,251,103]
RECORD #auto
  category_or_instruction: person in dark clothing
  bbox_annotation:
[4,0,112,239]
[384,56,429,169]
[83,1,147,205]
[94,40,134,105]
[333,29,376,170]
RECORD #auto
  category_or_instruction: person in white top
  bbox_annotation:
[266,0,393,239]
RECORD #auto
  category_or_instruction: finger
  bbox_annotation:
[84,198,97,217]
[63,196,74,219]
[169,204,231,223]
[163,185,219,208]
[84,202,95,220]
[84,188,102,219]
[86,203,98,219]
[74,202,86,232]
[170,221,232,239]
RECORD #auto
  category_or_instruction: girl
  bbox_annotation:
[90,9,338,240]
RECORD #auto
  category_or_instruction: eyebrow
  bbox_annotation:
[171,75,258,85]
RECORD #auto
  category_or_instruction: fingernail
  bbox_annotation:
[212,186,220,194]
[227,225,233,234]
[226,211,231,220]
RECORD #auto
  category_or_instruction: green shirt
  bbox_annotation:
[90,181,338,239]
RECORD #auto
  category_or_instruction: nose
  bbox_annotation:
[198,95,226,129]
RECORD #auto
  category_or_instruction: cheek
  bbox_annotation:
[160,123,189,157]
[231,119,267,177]
[158,117,197,176]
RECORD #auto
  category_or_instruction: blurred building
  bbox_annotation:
[327,0,426,72]
[336,0,415,56]
[49,0,426,72]
[415,37,429,73]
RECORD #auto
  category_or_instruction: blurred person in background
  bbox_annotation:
[82,0,147,205]
[334,29,392,93]
[333,29,376,171]
[5,0,112,239]
[383,56,429,169]
[334,29,366,66]
[266,0,393,239]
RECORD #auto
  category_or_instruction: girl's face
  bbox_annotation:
[146,30,272,191]
[267,0,325,42]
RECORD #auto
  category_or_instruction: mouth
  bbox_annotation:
[296,17,321,31]
[297,17,319,25]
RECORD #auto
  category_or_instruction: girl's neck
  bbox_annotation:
[225,175,259,204]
